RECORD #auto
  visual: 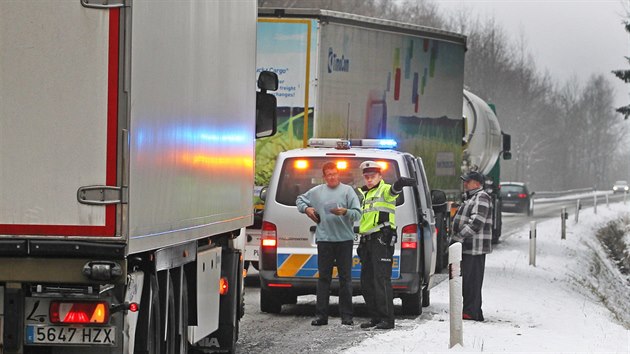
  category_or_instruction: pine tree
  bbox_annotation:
[611,21,630,119]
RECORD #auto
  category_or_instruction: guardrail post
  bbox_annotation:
[529,221,536,266]
[448,243,463,348]
[561,208,567,240]
[575,199,580,223]
[625,191,627,205]
[606,193,609,208]
[593,193,597,214]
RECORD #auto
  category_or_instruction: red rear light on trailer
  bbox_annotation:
[50,301,109,324]
[518,193,527,198]
[401,224,417,249]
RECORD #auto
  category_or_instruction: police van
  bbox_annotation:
[258,138,443,315]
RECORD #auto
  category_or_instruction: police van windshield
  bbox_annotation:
[276,157,402,206]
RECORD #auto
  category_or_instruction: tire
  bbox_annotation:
[135,274,161,354]
[251,261,259,271]
[422,286,430,307]
[260,287,282,313]
[400,287,422,316]
[435,213,450,273]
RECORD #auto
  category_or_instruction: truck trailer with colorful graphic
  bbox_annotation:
[0,1,276,353]
[255,8,466,194]
[247,8,467,272]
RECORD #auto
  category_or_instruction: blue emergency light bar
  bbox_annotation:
[308,138,397,149]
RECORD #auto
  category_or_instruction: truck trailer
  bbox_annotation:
[0,1,276,353]
[248,8,468,273]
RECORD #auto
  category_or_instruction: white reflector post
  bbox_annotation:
[529,221,537,267]
[448,242,463,348]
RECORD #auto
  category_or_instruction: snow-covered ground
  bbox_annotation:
[344,202,630,353]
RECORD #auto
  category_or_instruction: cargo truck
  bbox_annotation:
[0,1,276,353]
[248,8,468,274]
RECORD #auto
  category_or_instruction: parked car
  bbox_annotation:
[612,180,629,194]
[499,182,534,216]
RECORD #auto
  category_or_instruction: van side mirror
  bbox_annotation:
[431,190,447,213]
[259,186,268,202]
[256,71,278,138]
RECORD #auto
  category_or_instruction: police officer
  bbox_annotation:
[356,161,414,330]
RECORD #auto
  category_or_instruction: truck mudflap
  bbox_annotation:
[190,248,243,353]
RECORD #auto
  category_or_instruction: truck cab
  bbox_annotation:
[258,138,440,316]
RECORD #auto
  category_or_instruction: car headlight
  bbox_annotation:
[613,187,618,190]
[625,186,629,191]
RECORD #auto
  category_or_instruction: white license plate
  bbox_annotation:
[25,325,115,346]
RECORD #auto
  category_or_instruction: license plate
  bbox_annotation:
[503,202,516,207]
[25,325,115,346]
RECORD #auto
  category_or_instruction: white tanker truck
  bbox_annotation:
[461,89,512,244]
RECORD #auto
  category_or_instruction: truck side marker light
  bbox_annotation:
[220,277,229,295]
[129,302,139,312]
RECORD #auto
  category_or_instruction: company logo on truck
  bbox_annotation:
[328,48,350,73]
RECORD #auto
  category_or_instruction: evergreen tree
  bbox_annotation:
[611,21,630,119]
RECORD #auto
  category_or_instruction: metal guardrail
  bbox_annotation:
[532,187,594,199]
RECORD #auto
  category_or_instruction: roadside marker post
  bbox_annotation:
[529,221,537,266]
[448,242,463,349]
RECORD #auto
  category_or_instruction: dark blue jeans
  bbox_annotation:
[316,240,354,321]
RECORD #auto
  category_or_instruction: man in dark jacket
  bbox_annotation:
[452,171,493,321]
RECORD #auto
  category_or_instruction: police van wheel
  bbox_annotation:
[422,287,430,307]
[260,288,282,313]
[400,289,422,316]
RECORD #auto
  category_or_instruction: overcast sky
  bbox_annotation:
[434,0,630,109]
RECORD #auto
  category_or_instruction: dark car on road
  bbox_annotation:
[500,182,534,216]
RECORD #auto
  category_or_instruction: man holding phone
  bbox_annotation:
[296,161,362,326]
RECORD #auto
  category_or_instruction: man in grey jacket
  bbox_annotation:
[296,161,362,326]
[452,171,493,322]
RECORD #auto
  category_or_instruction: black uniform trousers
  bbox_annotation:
[315,240,354,321]
[357,230,395,325]
[461,253,486,321]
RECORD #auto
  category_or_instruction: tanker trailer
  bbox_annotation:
[462,89,512,243]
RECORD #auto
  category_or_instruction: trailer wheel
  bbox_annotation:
[400,285,422,316]
[135,274,161,354]
[260,288,282,313]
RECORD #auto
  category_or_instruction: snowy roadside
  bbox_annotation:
[343,203,630,353]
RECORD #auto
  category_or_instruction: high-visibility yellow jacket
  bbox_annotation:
[357,180,399,234]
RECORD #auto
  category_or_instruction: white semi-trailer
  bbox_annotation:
[0,1,276,353]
